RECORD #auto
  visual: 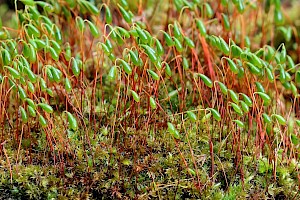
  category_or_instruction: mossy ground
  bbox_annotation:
[0,0,300,199]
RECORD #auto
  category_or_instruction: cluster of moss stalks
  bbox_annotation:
[0,0,300,199]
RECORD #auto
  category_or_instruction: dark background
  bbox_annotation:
[0,0,25,10]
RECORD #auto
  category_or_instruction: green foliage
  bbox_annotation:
[0,0,300,198]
